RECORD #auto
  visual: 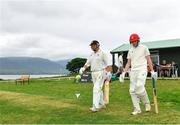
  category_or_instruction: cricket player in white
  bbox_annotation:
[118,53,123,69]
[79,40,112,112]
[120,34,157,115]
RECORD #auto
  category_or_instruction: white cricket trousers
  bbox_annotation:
[91,71,104,108]
[129,70,150,110]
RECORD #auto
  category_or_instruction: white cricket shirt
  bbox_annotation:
[85,49,111,72]
[127,44,150,71]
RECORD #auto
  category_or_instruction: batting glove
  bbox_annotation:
[103,71,112,81]
[79,67,85,75]
[151,71,157,80]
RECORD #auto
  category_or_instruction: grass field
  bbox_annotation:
[0,78,180,124]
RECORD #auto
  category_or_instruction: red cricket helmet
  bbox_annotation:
[129,33,140,43]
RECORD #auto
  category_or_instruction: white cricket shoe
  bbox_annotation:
[89,107,99,112]
[145,103,151,112]
[131,109,141,115]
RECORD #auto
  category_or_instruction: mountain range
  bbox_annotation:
[0,57,70,75]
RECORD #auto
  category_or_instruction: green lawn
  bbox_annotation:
[0,78,180,124]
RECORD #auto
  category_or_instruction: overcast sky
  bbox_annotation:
[0,0,180,61]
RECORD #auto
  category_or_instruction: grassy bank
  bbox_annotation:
[0,78,180,124]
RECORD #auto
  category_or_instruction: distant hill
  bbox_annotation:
[55,59,70,74]
[0,57,69,75]
[56,59,70,67]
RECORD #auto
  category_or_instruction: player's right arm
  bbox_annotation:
[83,58,91,69]
[79,57,91,75]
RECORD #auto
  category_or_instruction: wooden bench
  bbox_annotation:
[15,75,30,85]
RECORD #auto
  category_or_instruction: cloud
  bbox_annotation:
[0,0,180,60]
[0,33,89,60]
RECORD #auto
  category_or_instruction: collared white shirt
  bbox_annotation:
[85,49,111,72]
[127,44,150,71]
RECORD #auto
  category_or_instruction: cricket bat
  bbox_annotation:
[104,81,109,104]
[152,78,158,113]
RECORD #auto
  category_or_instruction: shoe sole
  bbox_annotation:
[131,111,141,115]
[131,113,141,115]
[89,108,99,112]
[89,110,98,113]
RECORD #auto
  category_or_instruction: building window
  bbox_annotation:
[151,54,159,65]
[150,50,159,65]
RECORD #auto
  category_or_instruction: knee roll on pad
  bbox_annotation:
[129,89,136,95]
[136,88,146,96]
[135,86,145,94]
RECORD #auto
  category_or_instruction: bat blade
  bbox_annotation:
[104,81,109,104]
[152,78,159,113]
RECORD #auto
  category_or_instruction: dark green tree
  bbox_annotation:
[66,58,87,73]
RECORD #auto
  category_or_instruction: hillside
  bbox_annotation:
[0,57,69,74]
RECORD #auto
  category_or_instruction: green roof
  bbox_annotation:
[111,38,180,53]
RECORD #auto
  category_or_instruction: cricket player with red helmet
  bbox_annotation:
[119,33,157,115]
